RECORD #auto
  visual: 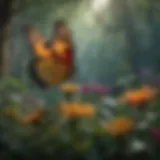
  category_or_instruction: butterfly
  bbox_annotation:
[24,25,74,88]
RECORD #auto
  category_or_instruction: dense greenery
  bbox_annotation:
[0,78,159,160]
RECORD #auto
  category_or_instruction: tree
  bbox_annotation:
[136,0,160,70]
[110,0,142,76]
[146,0,160,70]
[0,0,13,77]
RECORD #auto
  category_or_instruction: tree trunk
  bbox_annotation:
[111,0,141,76]
[147,0,160,71]
[0,0,13,78]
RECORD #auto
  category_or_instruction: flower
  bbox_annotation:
[82,104,96,116]
[119,86,157,105]
[10,93,22,103]
[136,120,149,130]
[59,102,95,118]
[80,83,111,95]
[102,96,117,107]
[150,128,160,143]
[130,139,147,152]
[20,107,44,124]
[105,116,134,137]
[59,83,79,93]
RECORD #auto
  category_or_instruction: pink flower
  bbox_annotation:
[79,84,91,92]
[150,128,160,143]
[80,83,111,95]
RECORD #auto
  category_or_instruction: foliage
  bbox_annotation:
[0,79,159,160]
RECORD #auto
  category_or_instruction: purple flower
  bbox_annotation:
[80,83,111,94]
[79,85,91,92]
[151,75,160,86]
[141,68,153,77]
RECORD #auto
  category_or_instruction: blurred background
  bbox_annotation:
[0,0,159,102]
[0,0,159,159]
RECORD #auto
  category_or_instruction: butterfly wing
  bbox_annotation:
[51,39,74,76]
[25,26,74,88]
[24,25,51,58]
[24,25,52,87]
[34,58,69,86]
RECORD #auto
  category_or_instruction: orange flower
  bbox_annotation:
[105,116,134,137]
[20,107,44,125]
[81,104,96,116]
[119,86,157,105]
[59,102,95,118]
[59,83,79,93]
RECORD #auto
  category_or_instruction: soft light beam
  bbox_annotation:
[91,0,110,12]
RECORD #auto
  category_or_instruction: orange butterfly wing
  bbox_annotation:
[25,26,51,58]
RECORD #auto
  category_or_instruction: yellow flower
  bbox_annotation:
[105,116,134,137]
[59,102,95,118]
[59,83,79,93]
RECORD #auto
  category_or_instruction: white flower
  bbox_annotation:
[146,112,156,122]
[104,111,114,117]
[130,139,147,152]
[10,93,22,103]
[137,121,149,130]
[102,96,117,107]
